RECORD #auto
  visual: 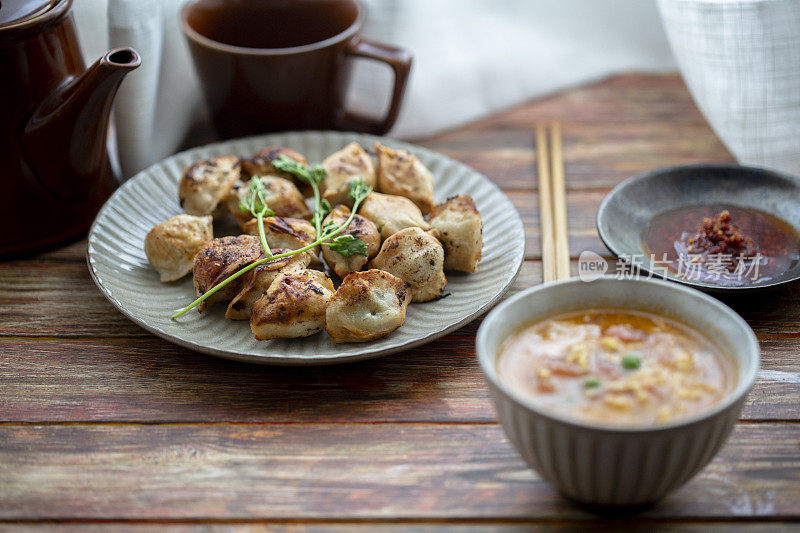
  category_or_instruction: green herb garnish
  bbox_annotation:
[239,176,274,255]
[319,180,373,257]
[622,353,641,370]
[320,180,372,257]
[347,178,372,205]
[272,155,328,235]
[315,199,332,228]
[322,221,339,235]
[324,234,367,257]
[271,155,326,186]
[170,171,372,320]
[584,376,602,388]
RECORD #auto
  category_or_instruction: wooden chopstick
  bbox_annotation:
[536,122,570,283]
[536,124,556,283]
[550,122,570,280]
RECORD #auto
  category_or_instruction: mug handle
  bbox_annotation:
[335,37,412,135]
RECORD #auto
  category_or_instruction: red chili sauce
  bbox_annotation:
[642,205,800,286]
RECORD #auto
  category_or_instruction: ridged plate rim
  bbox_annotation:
[87,130,525,365]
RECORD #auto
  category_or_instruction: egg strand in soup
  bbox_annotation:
[497,309,737,426]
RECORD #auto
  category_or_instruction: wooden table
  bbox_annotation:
[2,74,799,530]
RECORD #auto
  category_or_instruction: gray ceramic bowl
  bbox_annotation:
[597,163,800,293]
[476,277,759,506]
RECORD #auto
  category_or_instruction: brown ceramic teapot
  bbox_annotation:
[0,0,140,257]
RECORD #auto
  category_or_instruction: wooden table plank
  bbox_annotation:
[428,124,733,191]
[481,74,726,126]
[1,423,797,521]
[1,73,797,527]
[0,336,796,423]
[2,524,795,531]
[0,261,145,338]
[5,258,800,339]
[426,75,734,191]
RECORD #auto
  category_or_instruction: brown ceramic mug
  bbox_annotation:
[181,0,412,138]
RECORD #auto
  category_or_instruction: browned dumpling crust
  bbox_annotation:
[370,227,447,302]
[321,205,380,278]
[244,216,322,269]
[240,146,312,196]
[326,269,412,343]
[179,155,241,217]
[241,146,307,178]
[226,176,311,227]
[374,143,435,214]
[192,235,263,311]
[145,214,213,282]
[320,142,377,207]
[250,269,335,339]
[359,192,431,240]
[225,249,312,320]
[429,195,483,272]
[243,217,315,250]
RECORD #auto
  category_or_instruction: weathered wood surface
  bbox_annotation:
[1,527,795,532]
[6,258,800,338]
[425,75,733,191]
[3,518,795,533]
[1,74,798,529]
[0,336,797,422]
[1,424,798,521]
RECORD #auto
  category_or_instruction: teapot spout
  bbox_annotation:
[23,47,140,201]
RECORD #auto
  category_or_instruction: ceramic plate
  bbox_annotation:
[597,163,800,293]
[87,131,525,365]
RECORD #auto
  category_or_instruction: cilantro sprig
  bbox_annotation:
[320,180,372,257]
[273,156,371,257]
[239,177,274,255]
[272,155,329,235]
[170,161,372,320]
[324,234,367,257]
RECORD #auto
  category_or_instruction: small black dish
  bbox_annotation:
[597,163,800,293]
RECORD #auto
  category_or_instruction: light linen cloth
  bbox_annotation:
[659,0,800,176]
[73,0,675,178]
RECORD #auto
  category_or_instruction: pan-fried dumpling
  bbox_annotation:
[375,143,435,214]
[145,214,213,282]
[225,249,312,320]
[320,142,377,206]
[359,192,430,240]
[226,176,311,227]
[192,235,263,311]
[243,216,316,250]
[241,146,306,178]
[370,227,447,302]
[179,155,241,217]
[240,146,312,196]
[250,269,334,339]
[321,205,380,278]
[326,269,412,343]
[429,195,483,272]
[243,216,322,268]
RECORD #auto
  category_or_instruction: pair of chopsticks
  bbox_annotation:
[536,122,570,282]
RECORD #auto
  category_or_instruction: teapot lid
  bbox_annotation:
[0,0,57,28]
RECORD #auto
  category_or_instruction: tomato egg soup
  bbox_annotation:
[497,309,736,426]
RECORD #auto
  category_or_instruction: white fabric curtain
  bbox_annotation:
[72,0,676,178]
[658,0,800,176]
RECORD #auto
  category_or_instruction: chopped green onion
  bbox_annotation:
[584,376,602,388]
[622,353,641,370]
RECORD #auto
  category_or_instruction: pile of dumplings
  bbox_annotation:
[144,142,483,343]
